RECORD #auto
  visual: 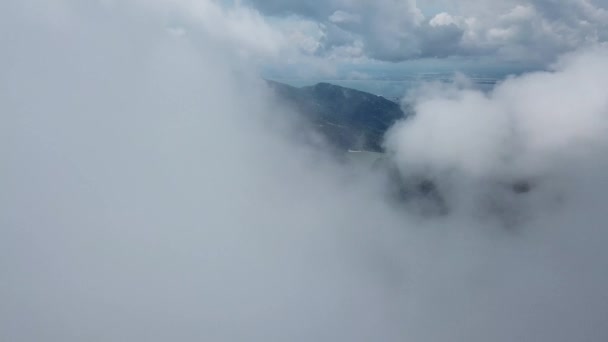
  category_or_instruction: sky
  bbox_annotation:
[233,0,608,80]
[2,1,608,341]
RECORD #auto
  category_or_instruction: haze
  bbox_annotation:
[2,1,608,341]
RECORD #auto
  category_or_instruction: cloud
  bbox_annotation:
[245,0,426,61]
[381,47,608,339]
[328,10,361,24]
[0,2,406,340]
[2,1,608,342]
[385,45,608,216]
[244,0,608,64]
[429,12,459,27]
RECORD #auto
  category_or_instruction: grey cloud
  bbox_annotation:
[243,0,331,18]
[247,0,608,63]
[247,0,426,60]
[3,1,608,342]
[417,23,466,58]
[328,10,361,24]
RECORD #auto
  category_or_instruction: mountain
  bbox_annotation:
[267,80,411,152]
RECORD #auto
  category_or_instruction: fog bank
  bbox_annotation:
[2,1,608,341]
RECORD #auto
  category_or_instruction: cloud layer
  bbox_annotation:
[2,1,608,341]
[246,0,608,64]
[386,46,608,221]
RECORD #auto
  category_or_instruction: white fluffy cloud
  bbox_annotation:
[385,46,608,213]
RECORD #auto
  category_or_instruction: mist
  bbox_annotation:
[2,1,608,341]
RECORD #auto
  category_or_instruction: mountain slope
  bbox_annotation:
[268,80,410,152]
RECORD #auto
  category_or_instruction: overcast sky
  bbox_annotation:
[218,0,608,78]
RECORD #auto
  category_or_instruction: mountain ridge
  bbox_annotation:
[267,80,411,152]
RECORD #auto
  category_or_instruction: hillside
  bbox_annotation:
[267,80,410,152]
